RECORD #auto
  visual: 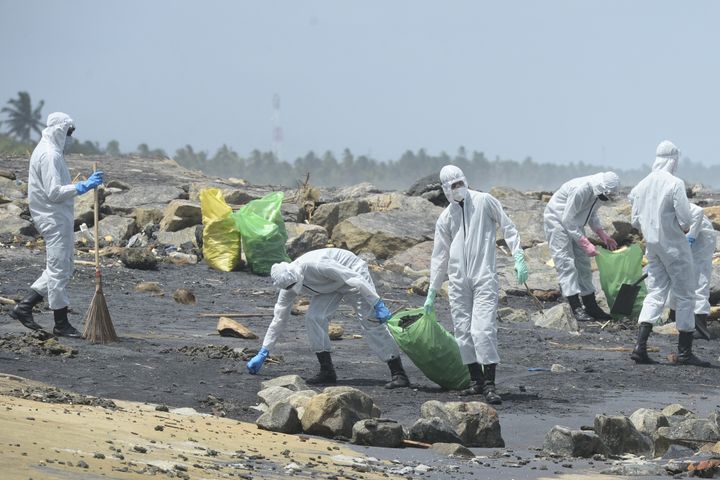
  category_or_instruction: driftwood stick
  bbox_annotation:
[401,439,432,449]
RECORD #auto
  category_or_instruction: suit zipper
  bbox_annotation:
[460,202,469,276]
[584,198,598,227]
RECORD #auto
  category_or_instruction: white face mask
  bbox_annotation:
[451,186,467,202]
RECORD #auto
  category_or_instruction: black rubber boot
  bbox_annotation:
[459,363,484,396]
[9,290,44,331]
[481,363,502,405]
[385,357,410,389]
[52,307,81,338]
[306,351,337,385]
[677,331,711,367]
[567,294,595,322]
[694,314,712,341]
[630,322,657,364]
[581,293,612,321]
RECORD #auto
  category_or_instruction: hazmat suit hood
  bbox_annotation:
[439,165,468,203]
[652,140,679,174]
[271,262,304,294]
[41,112,74,152]
[590,171,620,197]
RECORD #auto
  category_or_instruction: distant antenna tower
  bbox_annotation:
[272,94,283,162]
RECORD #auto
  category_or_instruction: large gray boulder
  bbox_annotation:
[406,173,447,208]
[331,210,436,260]
[105,186,185,214]
[98,215,137,243]
[489,187,546,248]
[260,375,309,392]
[285,390,317,419]
[257,386,294,408]
[594,415,654,457]
[630,407,671,456]
[383,241,433,274]
[655,419,720,454]
[408,417,463,445]
[154,226,198,248]
[543,425,607,458]
[256,402,302,434]
[420,400,504,448]
[351,419,404,448]
[431,443,475,458]
[159,200,201,232]
[300,387,379,439]
[533,303,578,333]
[0,203,35,236]
[285,223,329,259]
[629,408,670,439]
[311,199,370,236]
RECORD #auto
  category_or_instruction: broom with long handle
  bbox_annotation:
[82,163,118,343]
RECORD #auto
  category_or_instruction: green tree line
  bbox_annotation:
[3,91,719,191]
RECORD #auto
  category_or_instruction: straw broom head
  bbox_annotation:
[82,284,117,344]
[82,162,118,344]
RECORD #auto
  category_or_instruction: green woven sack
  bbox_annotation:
[595,244,647,318]
[386,308,470,390]
[231,191,290,275]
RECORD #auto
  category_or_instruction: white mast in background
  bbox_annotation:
[272,94,283,162]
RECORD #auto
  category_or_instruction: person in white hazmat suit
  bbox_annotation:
[628,140,710,367]
[246,248,411,388]
[666,203,716,341]
[543,172,621,322]
[423,165,529,404]
[9,112,104,336]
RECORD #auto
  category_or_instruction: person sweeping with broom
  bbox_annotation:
[9,112,103,337]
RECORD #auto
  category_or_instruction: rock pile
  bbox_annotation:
[542,403,720,476]
[254,374,504,452]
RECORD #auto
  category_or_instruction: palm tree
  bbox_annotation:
[1,92,45,143]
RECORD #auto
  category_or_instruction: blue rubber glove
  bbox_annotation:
[374,299,391,324]
[514,250,529,284]
[424,288,436,314]
[246,347,269,374]
[75,171,104,195]
[688,236,696,247]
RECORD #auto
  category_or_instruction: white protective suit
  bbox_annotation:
[429,166,522,365]
[263,248,401,361]
[28,113,77,310]
[543,172,620,297]
[628,141,695,331]
[668,204,717,315]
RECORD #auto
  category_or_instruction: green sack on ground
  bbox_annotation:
[199,188,241,272]
[231,191,291,276]
[595,244,647,318]
[386,307,470,390]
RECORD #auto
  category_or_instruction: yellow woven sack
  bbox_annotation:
[200,188,241,272]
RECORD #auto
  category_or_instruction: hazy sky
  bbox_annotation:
[1,1,718,168]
